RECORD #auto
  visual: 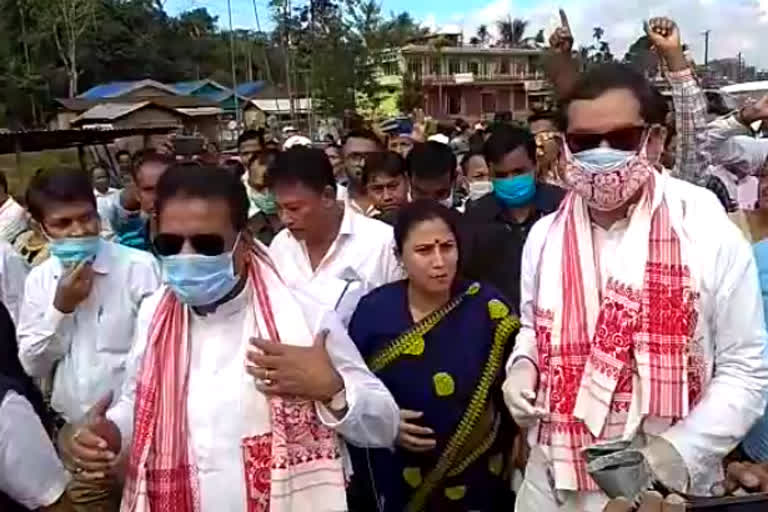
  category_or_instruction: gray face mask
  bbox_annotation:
[587,448,653,500]
[438,190,454,209]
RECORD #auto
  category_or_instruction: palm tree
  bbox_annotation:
[469,36,481,46]
[496,16,529,47]
[476,24,490,46]
[593,27,605,42]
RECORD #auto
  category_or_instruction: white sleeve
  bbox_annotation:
[0,244,28,325]
[311,309,399,448]
[105,290,157,448]
[17,268,74,378]
[661,221,768,494]
[0,392,69,509]
[380,237,406,285]
[505,215,551,374]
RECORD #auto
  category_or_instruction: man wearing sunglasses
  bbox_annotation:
[59,165,399,511]
[505,61,768,511]
[17,167,160,426]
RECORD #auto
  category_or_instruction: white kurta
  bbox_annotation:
[107,285,399,510]
[0,391,69,509]
[510,177,768,510]
[269,206,403,326]
[17,240,160,421]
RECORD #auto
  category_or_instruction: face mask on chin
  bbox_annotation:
[562,140,654,212]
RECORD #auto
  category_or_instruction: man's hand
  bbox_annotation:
[726,461,768,493]
[549,9,573,54]
[645,17,687,72]
[397,409,437,453]
[739,94,768,125]
[53,260,95,314]
[58,393,121,482]
[502,358,547,428]
[246,330,344,401]
[604,491,686,512]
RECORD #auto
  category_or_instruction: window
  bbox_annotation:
[449,59,461,74]
[448,90,462,115]
[469,61,479,75]
[513,87,526,111]
[430,58,441,75]
[481,93,496,114]
[407,59,422,78]
[382,61,399,76]
[499,59,509,75]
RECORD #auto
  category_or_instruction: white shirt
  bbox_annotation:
[0,391,69,509]
[511,177,768,495]
[0,240,28,324]
[0,197,29,244]
[18,240,160,422]
[269,207,403,326]
[107,285,399,511]
[336,185,379,217]
[95,189,119,239]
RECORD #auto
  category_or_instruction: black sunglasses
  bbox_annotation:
[566,126,647,154]
[153,233,227,257]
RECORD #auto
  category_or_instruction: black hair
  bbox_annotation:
[155,164,248,232]
[132,149,175,179]
[393,199,462,263]
[561,63,668,128]
[343,129,384,150]
[406,141,457,181]
[265,146,336,195]
[468,132,485,153]
[483,125,536,165]
[222,158,246,179]
[238,128,265,149]
[25,167,96,223]
[362,151,406,186]
[461,151,486,170]
[115,149,131,161]
[527,110,559,127]
[0,171,7,194]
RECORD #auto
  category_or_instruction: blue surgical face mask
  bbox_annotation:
[493,172,536,208]
[160,237,241,307]
[49,236,101,266]
[573,147,636,173]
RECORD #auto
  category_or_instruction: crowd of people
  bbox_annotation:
[3,11,768,512]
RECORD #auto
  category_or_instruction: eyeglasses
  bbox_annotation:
[566,126,646,153]
[152,233,227,257]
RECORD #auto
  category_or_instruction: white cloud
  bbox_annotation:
[430,0,768,69]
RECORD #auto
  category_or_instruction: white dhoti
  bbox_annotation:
[515,447,609,512]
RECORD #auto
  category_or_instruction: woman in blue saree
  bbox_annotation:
[347,200,519,511]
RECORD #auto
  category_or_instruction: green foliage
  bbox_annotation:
[0,0,427,127]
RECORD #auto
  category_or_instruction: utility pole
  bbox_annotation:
[227,0,241,137]
[702,30,710,69]
[737,52,742,82]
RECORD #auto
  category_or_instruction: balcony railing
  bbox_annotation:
[419,71,545,85]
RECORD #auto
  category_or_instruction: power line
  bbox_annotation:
[227,0,241,136]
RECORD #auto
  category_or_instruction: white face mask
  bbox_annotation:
[573,147,636,173]
[468,180,493,201]
[438,190,454,209]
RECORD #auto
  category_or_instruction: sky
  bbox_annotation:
[165,0,768,69]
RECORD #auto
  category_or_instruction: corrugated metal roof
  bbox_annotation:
[79,79,179,99]
[57,95,219,112]
[74,102,150,121]
[250,98,312,113]
[235,81,267,98]
[176,107,224,116]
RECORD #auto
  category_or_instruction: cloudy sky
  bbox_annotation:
[166,0,768,69]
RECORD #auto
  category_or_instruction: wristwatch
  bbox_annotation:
[325,388,347,412]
